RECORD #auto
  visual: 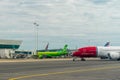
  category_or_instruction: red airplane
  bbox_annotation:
[72,42,120,61]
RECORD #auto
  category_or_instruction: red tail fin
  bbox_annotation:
[45,43,49,50]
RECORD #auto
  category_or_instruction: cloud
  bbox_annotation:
[88,0,112,5]
[0,0,120,49]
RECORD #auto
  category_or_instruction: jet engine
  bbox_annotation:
[107,52,120,60]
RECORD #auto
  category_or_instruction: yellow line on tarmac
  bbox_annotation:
[8,65,120,80]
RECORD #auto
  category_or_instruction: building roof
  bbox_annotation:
[0,39,22,49]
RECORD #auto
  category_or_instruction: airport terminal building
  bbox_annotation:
[0,39,32,59]
[0,39,22,58]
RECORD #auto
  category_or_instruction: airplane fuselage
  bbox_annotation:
[72,46,120,61]
[37,44,68,59]
[38,51,66,58]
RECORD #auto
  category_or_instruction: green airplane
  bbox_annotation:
[37,44,68,59]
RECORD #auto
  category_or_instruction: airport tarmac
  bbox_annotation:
[0,58,120,80]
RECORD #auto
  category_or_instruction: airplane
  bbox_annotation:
[72,42,120,61]
[37,44,68,59]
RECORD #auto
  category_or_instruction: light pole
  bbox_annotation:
[33,22,39,55]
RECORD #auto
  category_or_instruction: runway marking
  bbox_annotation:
[0,58,71,63]
[8,65,120,80]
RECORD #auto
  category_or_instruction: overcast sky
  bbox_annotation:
[0,0,120,50]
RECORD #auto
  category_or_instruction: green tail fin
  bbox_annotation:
[62,44,68,54]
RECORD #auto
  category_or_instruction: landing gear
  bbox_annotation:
[73,57,77,61]
[81,58,86,61]
[117,58,120,61]
[72,57,86,61]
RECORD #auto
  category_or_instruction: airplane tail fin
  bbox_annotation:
[62,44,68,54]
[104,42,110,47]
[45,42,49,51]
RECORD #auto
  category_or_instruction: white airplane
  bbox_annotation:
[72,42,120,61]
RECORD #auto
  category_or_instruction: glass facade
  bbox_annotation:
[0,44,20,49]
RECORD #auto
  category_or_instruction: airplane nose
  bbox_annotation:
[71,51,78,57]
